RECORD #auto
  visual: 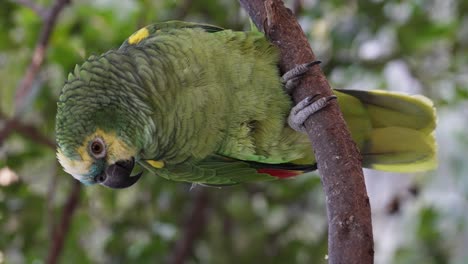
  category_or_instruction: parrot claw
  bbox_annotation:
[288,95,337,132]
[281,61,322,94]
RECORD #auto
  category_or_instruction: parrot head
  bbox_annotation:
[56,128,143,189]
[56,53,151,189]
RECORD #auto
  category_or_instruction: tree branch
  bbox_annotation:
[14,0,71,113]
[238,0,374,263]
[168,188,210,264]
[0,112,55,149]
[46,180,82,264]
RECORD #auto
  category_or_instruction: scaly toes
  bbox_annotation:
[288,95,337,132]
[281,61,321,94]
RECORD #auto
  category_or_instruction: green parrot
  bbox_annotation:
[55,21,436,189]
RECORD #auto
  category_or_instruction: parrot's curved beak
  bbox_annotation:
[97,158,142,189]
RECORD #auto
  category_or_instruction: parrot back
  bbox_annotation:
[118,22,310,166]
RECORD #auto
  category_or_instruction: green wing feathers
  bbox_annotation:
[140,155,317,185]
[336,89,437,172]
[140,156,276,185]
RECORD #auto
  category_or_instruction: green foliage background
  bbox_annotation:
[1,0,467,263]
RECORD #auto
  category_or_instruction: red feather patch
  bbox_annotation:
[257,169,303,179]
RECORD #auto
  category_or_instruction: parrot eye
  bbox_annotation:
[90,138,106,159]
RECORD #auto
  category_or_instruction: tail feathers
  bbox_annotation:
[336,89,437,172]
[362,127,437,172]
[337,89,436,134]
[260,89,437,174]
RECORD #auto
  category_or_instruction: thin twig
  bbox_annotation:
[47,168,59,238]
[0,118,15,147]
[46,180,82,264]
[238,0,373,263]
[168,188,210,264]
[14,0,71,114]
[0,113,55,149]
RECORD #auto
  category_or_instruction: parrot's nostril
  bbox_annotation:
[95,173,107,183]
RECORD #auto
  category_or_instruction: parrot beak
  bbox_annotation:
[97,158,142,189]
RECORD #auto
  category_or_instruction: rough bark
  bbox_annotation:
[238,0,374,263]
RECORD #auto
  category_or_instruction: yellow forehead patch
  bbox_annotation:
[57,129,137,177]
[128,27,150,45]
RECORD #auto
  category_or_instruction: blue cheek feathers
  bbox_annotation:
[81,159,106,185]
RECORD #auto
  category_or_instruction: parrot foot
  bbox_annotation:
[281,61,322,93]
[288,94,337,132]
